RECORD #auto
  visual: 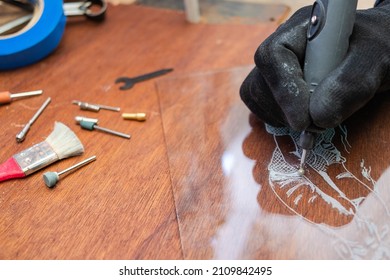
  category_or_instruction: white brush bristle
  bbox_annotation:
[46,122,84,159]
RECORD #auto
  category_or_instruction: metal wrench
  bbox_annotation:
[115,68,173,90]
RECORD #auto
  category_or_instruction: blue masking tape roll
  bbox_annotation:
[0,0,66,70]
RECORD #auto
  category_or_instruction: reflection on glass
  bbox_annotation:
[157,65,390,259]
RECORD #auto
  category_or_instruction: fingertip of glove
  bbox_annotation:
[311,109,343,129]
[288,118,312,132]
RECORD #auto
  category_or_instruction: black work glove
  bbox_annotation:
[240,1,390,131]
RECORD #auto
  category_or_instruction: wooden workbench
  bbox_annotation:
[0,3,281,259]
[1,3,390,260]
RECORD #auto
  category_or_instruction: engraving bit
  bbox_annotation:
[43,155,97,188]
[76,118,130,139]
[0,90,43,105]
[72,100,120,112]
[16,97,51,143]
[298,131,314,176]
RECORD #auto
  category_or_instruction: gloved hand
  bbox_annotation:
[240,0,390,131]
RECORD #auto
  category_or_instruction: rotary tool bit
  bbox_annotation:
[43,156,96,188]
[76,117,131,139]
[0,90,43,105]
[72,100,120,112]
[16,97,51,143]
[298,131,315,175]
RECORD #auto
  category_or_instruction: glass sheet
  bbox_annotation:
[157,65,390,259]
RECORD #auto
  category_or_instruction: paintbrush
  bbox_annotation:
[0,122,84,182]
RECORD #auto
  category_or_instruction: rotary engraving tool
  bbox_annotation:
[298,0,358,175]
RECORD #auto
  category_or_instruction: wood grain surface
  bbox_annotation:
[0,3,281,259]
[2,2,389,261]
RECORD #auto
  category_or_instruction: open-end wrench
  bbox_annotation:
[115,68,173,90]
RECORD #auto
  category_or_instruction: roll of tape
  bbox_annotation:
[0,0,66,70]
